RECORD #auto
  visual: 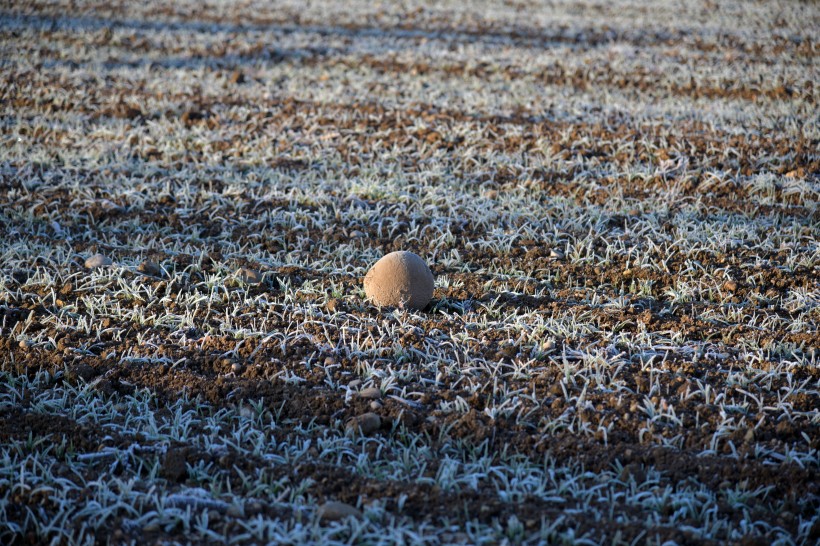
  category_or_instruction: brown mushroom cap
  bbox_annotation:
[363,251,434,310]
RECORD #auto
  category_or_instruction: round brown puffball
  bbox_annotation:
[364,251,434,310]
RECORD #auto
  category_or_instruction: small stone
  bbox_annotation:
[348,379,362,389]
[370,400,382,411]
[137,260,163,276]
[317,501,362,522]
[723,280,738,292]
[359,387,382,400]
[345,412,381,435]
[549,249,564,259]
[231,362,245,374]
[18,340,30,349]
[349,230,365,238]
[236,267,262,284]
[85,254,113,269]
[363,251,435,310]
[324,356,337,366]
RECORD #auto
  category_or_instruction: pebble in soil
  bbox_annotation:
[85,254,113,269]
[358,387,382,399]
[363,250,434,310]
[316,501,362,522]
[235,267,262,284]
[345,413,381,436]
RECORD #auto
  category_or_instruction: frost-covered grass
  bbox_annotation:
[1,370,812,545]
[1,0,818,544]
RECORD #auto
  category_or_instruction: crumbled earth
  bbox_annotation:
[1,0,818,545]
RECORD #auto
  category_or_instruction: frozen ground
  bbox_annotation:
[1,1,818,544]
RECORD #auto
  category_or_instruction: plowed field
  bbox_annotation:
[1,1,818,544]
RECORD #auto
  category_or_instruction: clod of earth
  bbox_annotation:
[363,251,434,310]
[359,387,382,399]
[160,449,189,483]
[137,260,163,277]
[84,254,113,269]
[316,501,362,522]
[345,412,381,435]
[68,363,95,382]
